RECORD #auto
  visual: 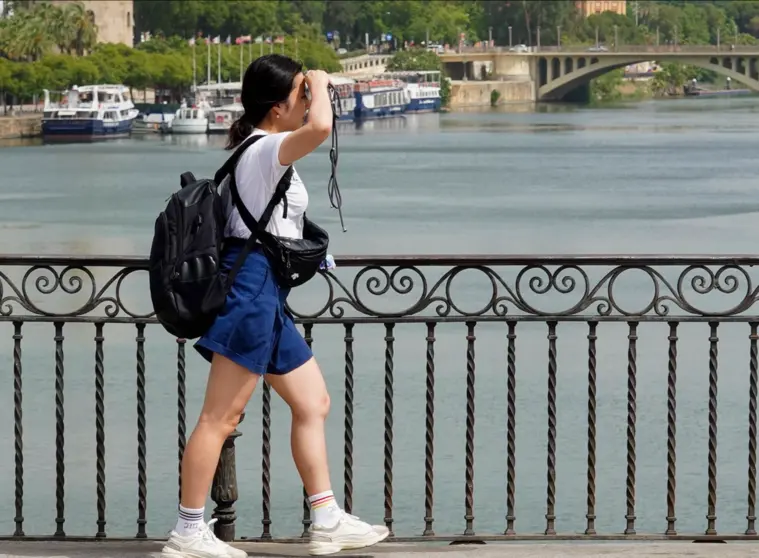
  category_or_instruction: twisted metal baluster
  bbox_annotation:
[384,323,395,536]
[464,321,476,536]
[705,322,719,535]
[343,323,355,514]
[261,380,272,539]
[545,321,558,536]
[423,322,436,537]
[666,322,679,535]
[177,338,186,504]
[748,322,758,536]
[585,321,597,535]
[301,323,314,538]
[95,323,106,537]
[54,321,65,537]
[136,323,147,538]
[13,321,24,537]
[505,321,517,536]
[625,322,638,535]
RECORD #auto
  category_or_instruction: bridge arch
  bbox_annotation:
[538,55,759,101]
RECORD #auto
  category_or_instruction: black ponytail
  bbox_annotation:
[225,53,303,150]
[226,116,254,150]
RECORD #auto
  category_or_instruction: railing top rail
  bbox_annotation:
[3,253,759,267]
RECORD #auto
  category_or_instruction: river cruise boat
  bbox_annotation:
[41,84,139,140]
[327,75,358,122]
[378,70,442,113]
[353,78,410,120]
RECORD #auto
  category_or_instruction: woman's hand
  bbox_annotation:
[278,69,333,166]
[305,70,331,91]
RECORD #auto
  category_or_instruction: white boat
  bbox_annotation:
[133,111,174,134]
[207,103,244,135]
[378,71,442,113]
[170,102,210,135]
[353,78,410,120]
[41,84,139,140]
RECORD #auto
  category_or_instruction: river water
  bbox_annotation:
[2,97,759,540]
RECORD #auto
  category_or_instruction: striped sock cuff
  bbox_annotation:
[178,505,204,521]
[309,491,336,510]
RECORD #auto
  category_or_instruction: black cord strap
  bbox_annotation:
[326,82,346,232]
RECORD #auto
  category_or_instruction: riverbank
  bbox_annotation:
[0,114,42,139]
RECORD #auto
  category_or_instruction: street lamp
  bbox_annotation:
[508,26,512,47]
[557,25,561,49]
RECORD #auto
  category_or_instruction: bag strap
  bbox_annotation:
[218,135,294,288]
[213,134,263,185]
[230,167,293,235]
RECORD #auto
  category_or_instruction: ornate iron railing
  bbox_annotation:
[2,254,759,543]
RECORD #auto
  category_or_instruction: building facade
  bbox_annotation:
[46,0,134,47]
[575,0,627,17]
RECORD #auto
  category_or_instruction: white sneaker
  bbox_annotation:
[308,511,390,556]
[161,519,247,558]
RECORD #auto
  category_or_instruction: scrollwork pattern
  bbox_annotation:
[1,258,759,321]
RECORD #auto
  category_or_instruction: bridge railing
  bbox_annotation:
[445,44,759,55]
[2,254,759,542]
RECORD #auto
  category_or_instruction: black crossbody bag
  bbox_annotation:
[214,135,330,289]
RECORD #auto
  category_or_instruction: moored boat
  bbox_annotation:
[133,111,174,134]
[41,84,139,140]
[170,101,211,135]
[207,103,244,134]
[353,78,409,120]
[378,70,442,113]
[327,75,358,122]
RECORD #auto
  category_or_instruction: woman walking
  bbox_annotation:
[161,54,388,558]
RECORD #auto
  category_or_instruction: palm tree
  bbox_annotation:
[63,2,98,56]
[0,1,97,60]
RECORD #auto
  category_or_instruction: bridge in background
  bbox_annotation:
[441,45,759,101]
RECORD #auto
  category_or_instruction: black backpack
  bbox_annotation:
[149,135,329,340]
[149,136,280,339]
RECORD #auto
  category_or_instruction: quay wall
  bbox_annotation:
[0,115,42,139]
[449,79,536,107]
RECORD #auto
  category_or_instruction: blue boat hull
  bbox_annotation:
[406,97,441,113]
[42,118,134,140]
[354,104,407,120]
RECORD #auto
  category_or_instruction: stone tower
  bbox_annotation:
[46,0,134,47]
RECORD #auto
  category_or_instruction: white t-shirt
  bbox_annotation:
[224,129,308,240]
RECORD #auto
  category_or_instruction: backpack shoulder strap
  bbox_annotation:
[213,134,264,185]
[229,167,294,235]
[224,167,293,290]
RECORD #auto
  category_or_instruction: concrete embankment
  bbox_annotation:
[449,80,535,107]
[0,114,42,139]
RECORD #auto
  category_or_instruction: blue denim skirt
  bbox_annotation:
[194,243,313,375]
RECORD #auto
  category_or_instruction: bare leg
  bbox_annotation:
[266,357,388,556]
[265,357,331,495]
[163,354,258,558]
[181,353,259,507]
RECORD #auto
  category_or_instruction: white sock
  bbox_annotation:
[175,504,205,536]
[309,490,342,528]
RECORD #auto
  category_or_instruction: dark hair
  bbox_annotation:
[226,54,304,150]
